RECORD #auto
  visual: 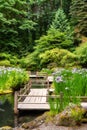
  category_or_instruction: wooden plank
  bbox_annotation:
[18,103,50,110]
[23,88,47,103]
[18,88,50,110]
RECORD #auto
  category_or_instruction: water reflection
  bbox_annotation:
[0,94,14,127]
[0,94,45,128]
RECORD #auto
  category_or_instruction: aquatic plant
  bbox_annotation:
[0,66,29,92]
[49,68,87,114]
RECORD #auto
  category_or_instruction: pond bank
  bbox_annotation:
[15,105,87,130]
[1,110,87,130]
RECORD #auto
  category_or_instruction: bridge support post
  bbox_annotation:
[14,91,19,114]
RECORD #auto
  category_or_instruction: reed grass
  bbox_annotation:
[49,68,87,114]
[0,67,29,92]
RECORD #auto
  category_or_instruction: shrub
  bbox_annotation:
[39,48,79,68]
[74,42,87,67]
[0,53,19,66]
[19,52,39,70]
[0,67,29,91]
[35,28,74,53]
[0,60,11,67]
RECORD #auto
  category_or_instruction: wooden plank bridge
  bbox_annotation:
[14,72,53,114]
[18,88,50,110]
[14,72,87,114]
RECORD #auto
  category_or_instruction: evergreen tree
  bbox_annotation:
[0,0,36,56]
[51,8,69,32]
[70,0,87,36]
[62,0,72,17]
[50,8,74,43]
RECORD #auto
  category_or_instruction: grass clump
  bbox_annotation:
[0,67,29,92]
[49,68,87,114]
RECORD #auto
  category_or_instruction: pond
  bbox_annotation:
[0,94,44,128]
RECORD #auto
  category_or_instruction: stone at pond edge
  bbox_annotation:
[0,126,12,130]
[22,112,48,129]
[21,105,87,129]
[54,104,86,126]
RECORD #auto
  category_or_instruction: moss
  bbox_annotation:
[54,104,86,126]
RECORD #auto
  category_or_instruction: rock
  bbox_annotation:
[22,112,48,129]
[54,104,86,126]
[54,113,76,126]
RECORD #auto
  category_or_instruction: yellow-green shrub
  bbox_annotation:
[0,60,11,67]
[74,42,87,67]
[39,48,79,68]
[0,53,19,66]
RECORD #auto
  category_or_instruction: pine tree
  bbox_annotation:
[70,0,87,36]
[51,8,69,32]
[50,8,74,42]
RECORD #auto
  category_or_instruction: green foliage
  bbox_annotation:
[49,68,87,113]
[74,42,87,67]
[0,0,36,55]
[41,68,53,75]
[20,47,79,71]
[51,8,69,32]
[28,0,60,37]
[39,48,78,68]
[50,8,74,45]
[19,52,39,70]
[70,0,87,36]
[71,106,84,122]
[0,53,19,66]
[35,28,74,53]
[0,60,11,67]
[0,67,29,91]
[62,0,72,17]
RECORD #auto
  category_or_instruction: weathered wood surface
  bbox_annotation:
[18,88,50,110]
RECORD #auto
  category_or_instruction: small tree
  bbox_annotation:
[51,8,68,32]
[50,8,74,48]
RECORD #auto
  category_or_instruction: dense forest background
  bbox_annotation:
[0,0,87,70]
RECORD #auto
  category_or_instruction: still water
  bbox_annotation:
[0,94,44,127]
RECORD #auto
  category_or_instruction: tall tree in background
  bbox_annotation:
[70,0,87,36]
[62,0,72,17]
[0,0,72,56]
[28,0,60,39]
[0,0,36,56]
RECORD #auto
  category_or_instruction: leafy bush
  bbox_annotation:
[0,67,29,91]
[26,28,75,71]
[74,42,87,67]
[0,60,11,67]
[39,48,79,68]
[19,52,39,70]
[35,28,74,53]
[0,53,19,66]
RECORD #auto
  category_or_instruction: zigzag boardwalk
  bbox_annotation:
[14,72,52,114]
